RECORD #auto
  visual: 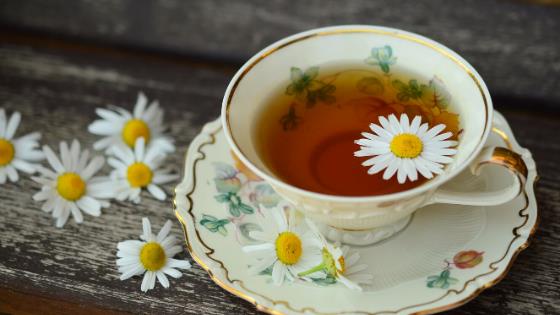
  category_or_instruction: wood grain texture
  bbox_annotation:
[0,38,559,314]
[0,0,559,105]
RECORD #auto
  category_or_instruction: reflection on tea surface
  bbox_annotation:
[256,63,460,196]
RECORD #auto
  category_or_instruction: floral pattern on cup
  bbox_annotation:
[427,250,484,289]
[199,159,281,243]
[364,45,397,74]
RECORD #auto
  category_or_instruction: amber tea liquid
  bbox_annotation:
[255,64,460,196]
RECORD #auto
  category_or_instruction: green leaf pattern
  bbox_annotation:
[365,45,397,73]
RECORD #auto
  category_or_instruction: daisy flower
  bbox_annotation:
[117,218,192,292]
[242,207,323,286]
[88,92,174,153]
[108,137,178,203]
[32,140,114,228]
[0,109,44,184]
[354,114,458,184]
[299,219,372,291]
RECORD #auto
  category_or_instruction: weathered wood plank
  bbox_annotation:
[0,40,558,314]
[0,43,258,314]
[0,0,559,105]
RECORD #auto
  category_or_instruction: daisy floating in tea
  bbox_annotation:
[354,114,458,183]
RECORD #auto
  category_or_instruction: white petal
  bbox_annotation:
[248,255,277,275]
[152,172,179,184]
[43,145,65,173]
[0,109,5,137]
[5,111,21,140]
[156,271,170,288]
[428,131,453,142]
[362,152,393,167]
[354,146,390,157]
[69,202,83,224]
[112,145,135,165]
[355,138,389,149]
[409,116,422,134]
[414,158,434,179]
[242,243,275,254]
[157,220,173,243]
[59,141,72,170]
[378,116,393,133]
[5,165,19,182]
[360,132,380,141]
[425,140,458,149]
[397,163,407,184]
[0,169,6,184]
[399,114,410,133]
[134,137,146,161]
[367,155,393,175]
[383,158,400,180]
[422,124,446,141]
[95,108,126,122]
[80,156,104,180]
[141,271,156,292]
[117,240,144,256]
[422,152,454,164]
[88,120,122,135]
[369,123,394,140]
[134,92,148,118]
[55,206,70,228]
[403,159,418,181]
[119,263,145,280]
[12,158,37,173]
[93,136,117,151]
[166,258,191,270]
[87,180,115,199]
[416,123,430,138]
[162,267,182,278]
[388,114,402,134]
[76,196,101,216]
[337,274,362,291]
[272,260,286,286]
[142,218,153,241]
[147,184,166,200]
[425,148,458,156]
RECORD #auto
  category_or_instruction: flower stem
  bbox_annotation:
[298,263,325,277]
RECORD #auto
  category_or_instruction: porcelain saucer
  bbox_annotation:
[174,111,538,315]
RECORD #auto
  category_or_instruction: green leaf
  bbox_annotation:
[214,193,230,203]
[380,63,390,73]
[356,77,384,95]
[239,222,262,241]
[285,84,296,95]
[290,67,303,82]
[229,203,242,217]
[200,214,230,235]
[311,275,337,286]
[239,203,254,214]
[304,67,319,80]
[217,225,228,236]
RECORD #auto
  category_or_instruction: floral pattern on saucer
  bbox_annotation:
[427,250,485,289]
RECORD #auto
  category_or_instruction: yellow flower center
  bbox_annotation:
[122,119,150,147]
[275,232,302,265]
[338,255,346,274]
[0,139,15,166]
[127,162,153,188]
[390,134,423,158]
[57,173,86,201]
[140,242,166,271]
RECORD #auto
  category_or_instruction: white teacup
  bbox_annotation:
[221,25,527,245]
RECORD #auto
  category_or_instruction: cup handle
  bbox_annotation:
[430,146,528,206]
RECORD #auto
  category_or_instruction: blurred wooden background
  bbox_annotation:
[0,1,559,314]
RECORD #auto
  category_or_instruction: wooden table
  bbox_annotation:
[0,1,559,314]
